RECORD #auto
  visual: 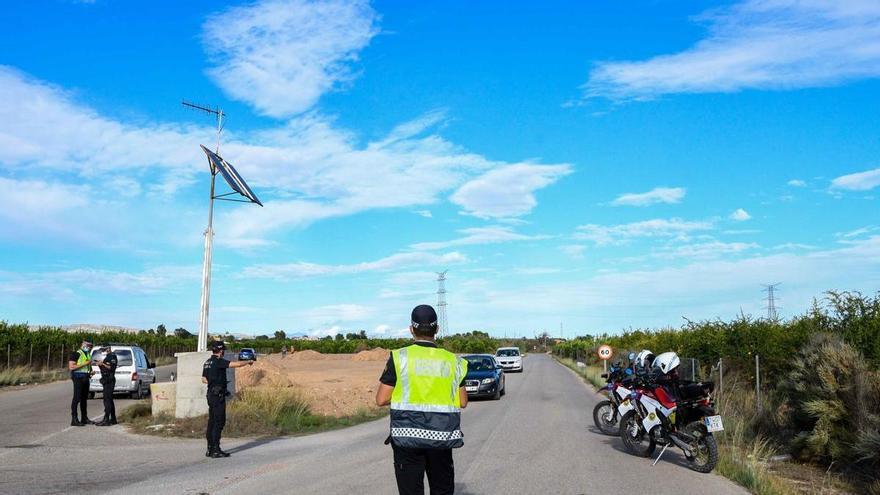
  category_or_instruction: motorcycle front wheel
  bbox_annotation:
[619,410,656,457]
[682,422,718,473]
[592,400,619,435]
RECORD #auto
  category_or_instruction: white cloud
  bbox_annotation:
[450,163,572,219]
[662,241,758,259]
[0,265,200,300]
[831,167,880,191]
[304,304,374,325]
[835,225,879,239]
[787,179,807,187]
[241,251,467,280]
[411,226,549,251]
[0,66,204,178]
[729,208,751,221]
[0,67,569,248]
[454,236,880,329]
[574,218,713,246]
[559,244,586,259]
[582,1,880,100]
[414,210,433,218]
[611,186,685,206]
[202,0,379,118]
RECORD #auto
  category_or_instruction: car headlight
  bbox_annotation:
[481,378,495,385]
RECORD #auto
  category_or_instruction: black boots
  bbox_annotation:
[71,416,84,427]
[206,446,231,458]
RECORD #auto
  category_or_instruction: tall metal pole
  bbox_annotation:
[197,173,216,352]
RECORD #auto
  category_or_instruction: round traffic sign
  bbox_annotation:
[597,345,613,360]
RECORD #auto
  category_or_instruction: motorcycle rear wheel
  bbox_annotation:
[682,422,718,473]
[592,400,619,435]
[619,410,656,457]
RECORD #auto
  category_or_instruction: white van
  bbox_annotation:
[89,345,156,400]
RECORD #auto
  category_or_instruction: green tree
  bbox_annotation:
[174,327,191,338]
[274,330,286,340]
[157,324,167,337]
[335,333,345,341]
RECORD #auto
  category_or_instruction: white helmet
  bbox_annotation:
[635,349,655,368]
[653,352,681,375]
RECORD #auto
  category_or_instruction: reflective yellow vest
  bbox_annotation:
[390,344,468,449]
[72,349,91,374]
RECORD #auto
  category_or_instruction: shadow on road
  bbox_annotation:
[226,436,286,454]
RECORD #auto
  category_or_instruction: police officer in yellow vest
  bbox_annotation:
[67,340,95,426]
[376,305,468,495]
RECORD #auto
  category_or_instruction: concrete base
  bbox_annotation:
[173,351,236,418]
[150,382,176,417]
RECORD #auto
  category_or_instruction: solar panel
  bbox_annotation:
[200,145,263,206]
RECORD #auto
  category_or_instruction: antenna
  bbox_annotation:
[436,270,448,337]
[182,100,225,153]
[762,283,782,321]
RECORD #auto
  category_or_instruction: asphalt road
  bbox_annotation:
[0,355,745,495]
[0,364,176,449]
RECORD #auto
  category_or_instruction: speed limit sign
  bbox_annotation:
[597,345,613,361]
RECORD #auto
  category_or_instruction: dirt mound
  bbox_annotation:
[351,348,390,362]
[236,359,293,388]
[290,350,326,361]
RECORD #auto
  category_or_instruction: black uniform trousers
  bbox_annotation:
[101,376,116,422]
[392,445,455,495]
[70,373,90,420]
[206,392,226,448]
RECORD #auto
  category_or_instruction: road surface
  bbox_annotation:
[0,355,745,495]
[0,364,176,449]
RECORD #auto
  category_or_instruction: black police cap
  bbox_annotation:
[210,341,226,352]
[411,304,438,328]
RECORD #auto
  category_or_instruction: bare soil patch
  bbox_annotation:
[237,351,388,417]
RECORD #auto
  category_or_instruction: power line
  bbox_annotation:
[762,283,782,321]
[436,270,448,337]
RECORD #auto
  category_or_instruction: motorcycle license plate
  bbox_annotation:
[466,386,477,392]
[704,415,724,432]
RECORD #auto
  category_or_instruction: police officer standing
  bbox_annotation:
[375,305,468,495]
[202,341,254,458]
[95,346,118,426]
[68,340,95,426]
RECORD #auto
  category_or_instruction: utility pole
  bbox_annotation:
[762,283,781,321]
[183,100,263,352]
[436,270,448,337]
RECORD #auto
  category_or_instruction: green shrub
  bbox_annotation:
[777,333,880,477]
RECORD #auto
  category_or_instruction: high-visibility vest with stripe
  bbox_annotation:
[390,344,468,449]
[72,349,91,374]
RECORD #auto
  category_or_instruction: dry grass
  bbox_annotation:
[0,367,68,387]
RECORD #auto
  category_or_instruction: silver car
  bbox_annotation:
[88,345,156,400]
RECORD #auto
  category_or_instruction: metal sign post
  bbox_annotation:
[597,344,613,372]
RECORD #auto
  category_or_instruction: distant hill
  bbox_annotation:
[28,323,143,334]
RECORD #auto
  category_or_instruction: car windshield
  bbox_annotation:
[241,349,254,353]
[496,349,520,357]
[465,356,495,371]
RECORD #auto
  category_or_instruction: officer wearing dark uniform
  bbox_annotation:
[68,340,95,426]
[375,305,469,495]
[96,346,118,426]
[202,341,253,458]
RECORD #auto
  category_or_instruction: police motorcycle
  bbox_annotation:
[618,352,722,473]
[592,357,635,434]
[609,350,657,433]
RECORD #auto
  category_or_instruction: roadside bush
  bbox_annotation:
[777,333,880,477]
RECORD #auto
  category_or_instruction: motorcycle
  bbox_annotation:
[619,371,722,473]
[592,361,634,435]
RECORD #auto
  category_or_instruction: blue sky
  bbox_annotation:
[1,0,879,338]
